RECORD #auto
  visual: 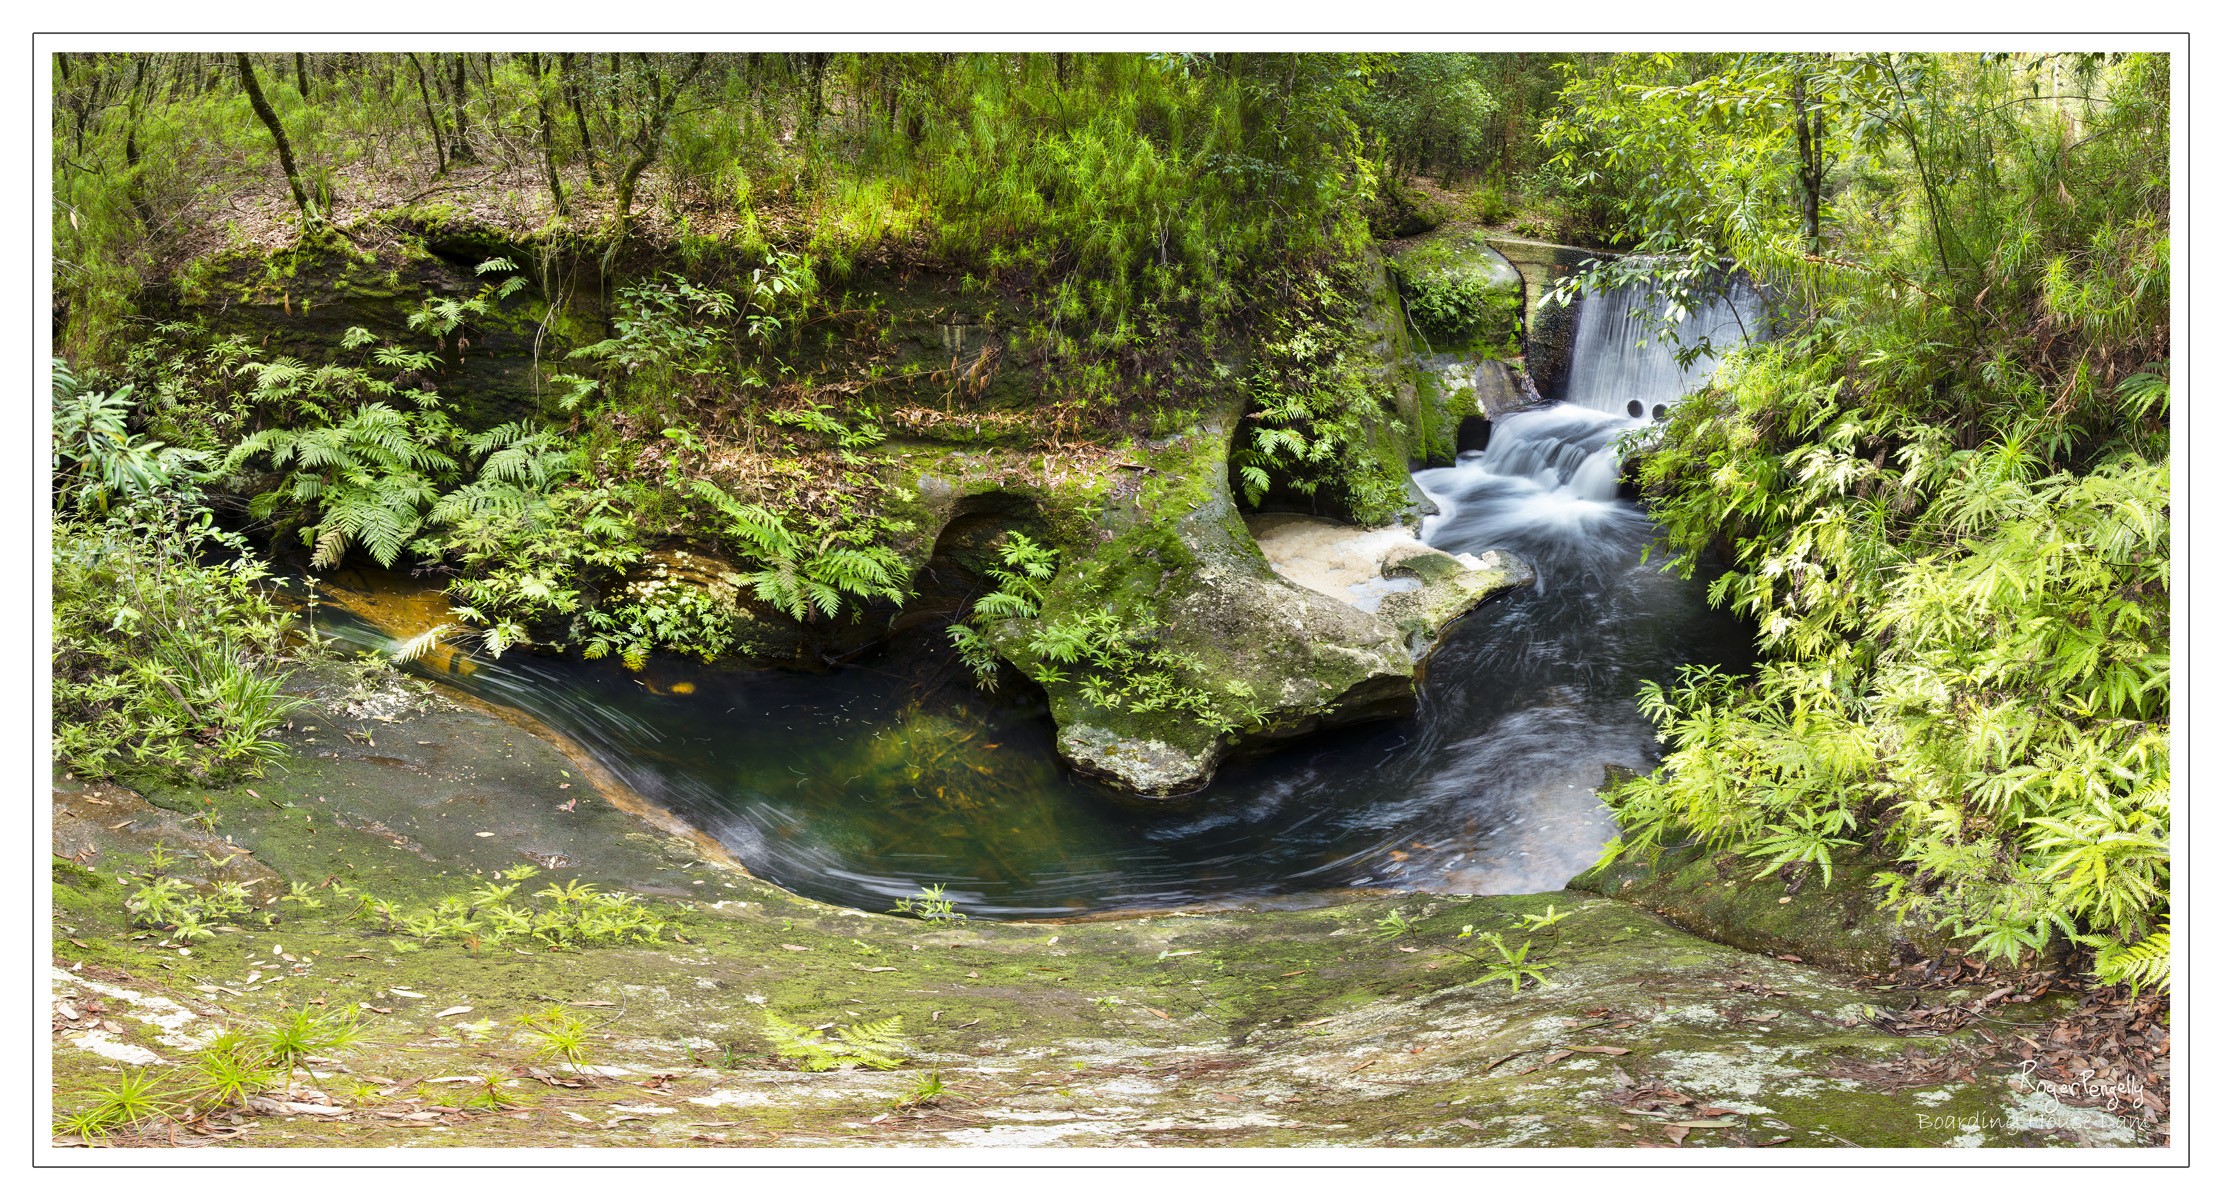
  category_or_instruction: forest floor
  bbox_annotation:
[49,664,2167,1150]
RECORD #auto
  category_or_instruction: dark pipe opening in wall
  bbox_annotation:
[1652,403,1668,422]
[1456,416,1492,454]
[1626,400,1643,418]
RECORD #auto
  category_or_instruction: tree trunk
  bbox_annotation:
[560,53,601,184]
[528,53,567,216]
[294,52,310,97]
[1790,72,1824,254]
[123,55,156,230]
[406,52,447,175]
[235,53,317,226]
[613,53,706,245]
[447,52,475,161]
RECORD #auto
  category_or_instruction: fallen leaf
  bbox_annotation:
[1278,970,1307,978]
[1567,1046,1632,1056]
[854,966,897,973]
[434,1005,474,1018]
[780,944,812,952]
[388,988,426,999]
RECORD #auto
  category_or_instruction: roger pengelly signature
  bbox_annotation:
[2018,1059,2144,1111]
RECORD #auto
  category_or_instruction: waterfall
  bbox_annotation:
[1562,278,1760,417]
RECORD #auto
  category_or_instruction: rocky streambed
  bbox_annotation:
[51,664,2157,1149]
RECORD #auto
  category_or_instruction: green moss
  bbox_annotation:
[1388,230,1522,357]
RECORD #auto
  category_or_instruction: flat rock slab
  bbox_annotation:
[1244,515,1532,652]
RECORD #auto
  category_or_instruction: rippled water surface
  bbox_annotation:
[327,403,1751,917]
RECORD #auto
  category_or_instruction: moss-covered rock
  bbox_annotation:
[982,409,1429,797]
[1388,229,1523,358]
[1569,843,1965,975]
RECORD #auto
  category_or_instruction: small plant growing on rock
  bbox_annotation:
[191,1030,282,1107]
[897,1069,951,1108]
[891,883,966,922]
[762,1012,907,1072]
[53,1067,182,1144]
[1458,929,1554,994]
[1372,908,1419,941]
[260,1004,365,1077]
[519,1004,594,1072]
[950,532,1057,689]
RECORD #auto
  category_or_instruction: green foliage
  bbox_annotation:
[889,882,967,922]
[948,532,1056,688]
[123,866,253,944]
[220,398,456,569]
[518,1004,594,1070]
[1372,908,1418,941]
[896,1070,951,1107]
[51,359,205,512]
[2091,920,2170,997]
[1358,54,1504,183]
[686,478,908,622]
[1560,53,2171,976]
[1027,605,1262,737]
[349,869,667,950]
[1458,930,1555,993]
[190,1031,281,1108]
[259,1003,365,1071]
[54,1068,181,1142]
[1230,268,1409,526]
[762,1012,907,1072]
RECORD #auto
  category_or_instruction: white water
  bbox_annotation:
[1563,278,1760,418]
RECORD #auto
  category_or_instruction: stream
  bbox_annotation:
[318,283,1757,919]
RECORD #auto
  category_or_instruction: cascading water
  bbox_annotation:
[1563,277,1761,418]
[314,283,1756,918]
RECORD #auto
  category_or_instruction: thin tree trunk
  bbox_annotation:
[235,53,317,225]
[613,53,706,245]
[406,52,447,175]
[294,52,310,97]
[1790,73,1824,254]
[447,52,475,161]
[560,53,601,184]
[123,55,156,230]
[528,53,567,216]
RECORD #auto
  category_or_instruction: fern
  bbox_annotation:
[762,1012,907,1071]
[2091,921,2170,996]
